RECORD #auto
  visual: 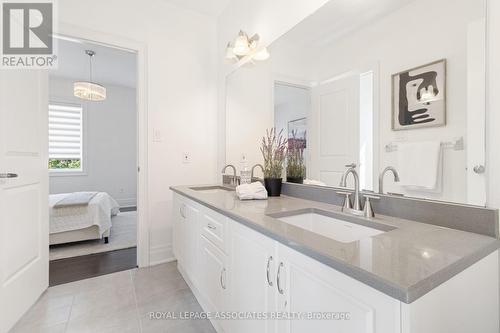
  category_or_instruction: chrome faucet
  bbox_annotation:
[339,166,363,215]
[251,164,264,180]
[379,166,400,194]
[222,164,237,186]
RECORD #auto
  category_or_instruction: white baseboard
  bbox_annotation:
[149,244,175,266]
[117,197,137,208]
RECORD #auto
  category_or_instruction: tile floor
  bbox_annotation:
[10,262,216,333]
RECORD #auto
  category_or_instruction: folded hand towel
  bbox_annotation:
[236,182,268,200]
[303,179,327,186]
[397,141,442,191]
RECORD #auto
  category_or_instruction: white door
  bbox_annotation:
[309,75,360,187]
[466,18,487,205]
[229,222,277,333]
[0,70,49,333]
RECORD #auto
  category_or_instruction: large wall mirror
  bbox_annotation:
[225,0,487,206]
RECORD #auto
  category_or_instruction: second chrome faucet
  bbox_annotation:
[338,164,380,218]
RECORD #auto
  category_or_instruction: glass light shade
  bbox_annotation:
[73,81,107,101]
[253,47,270,61]
[225,44,236,60]
[233,32,250,56]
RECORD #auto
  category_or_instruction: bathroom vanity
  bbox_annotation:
[170,185,499,333]
[184,0,498,331]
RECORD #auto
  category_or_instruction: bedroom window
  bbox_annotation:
[48,103,84,173]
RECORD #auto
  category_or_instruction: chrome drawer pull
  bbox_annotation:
[0,173,18,178]
[220,268,227,290]
[180,205,186,219]
[277,262,284,294]
[207,224,217,230]
[266,256,273,287]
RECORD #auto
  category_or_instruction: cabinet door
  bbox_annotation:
[183,201,200,285]
[277,244,400,333]
[172,194,185,265]
[200,235,230,331]
[228,221,278,333]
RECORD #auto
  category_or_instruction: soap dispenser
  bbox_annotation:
[240,155,252,184]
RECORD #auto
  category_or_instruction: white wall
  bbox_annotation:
[49,77,137,207]
[57,0,218,265]
[225,63,272,170]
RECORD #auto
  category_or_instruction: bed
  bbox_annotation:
[49,192,120,245]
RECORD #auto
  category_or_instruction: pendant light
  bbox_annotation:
[74,50,107,101]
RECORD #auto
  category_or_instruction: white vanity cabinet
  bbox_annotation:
[199,235,230,330]
[228,221,277,333]
[172,194,200,286]
[229,221,400,333]
[276,243,400,333]
[172,194,499,333]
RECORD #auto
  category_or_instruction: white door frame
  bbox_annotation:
[55,23,150,267]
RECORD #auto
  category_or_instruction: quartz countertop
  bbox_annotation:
[170,185,500,303]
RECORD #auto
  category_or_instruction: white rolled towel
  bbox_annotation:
[236,182,268,200]
[303,179,327,186]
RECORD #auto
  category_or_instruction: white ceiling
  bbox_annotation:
[162,0,232,17]
[50,38,137,89]
[275,0,416,49]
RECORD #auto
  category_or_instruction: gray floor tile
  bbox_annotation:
[9,262,216,333]
[10,322,67,333]
[65,306,140,333]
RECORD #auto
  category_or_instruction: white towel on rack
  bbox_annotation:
[236,182,268,200]
[397,141,442,191]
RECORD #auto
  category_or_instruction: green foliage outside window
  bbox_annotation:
[49,159,81,170]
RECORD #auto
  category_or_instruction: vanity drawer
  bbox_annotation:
[200,209,227,252]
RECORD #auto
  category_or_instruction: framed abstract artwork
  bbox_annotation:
[392,59,446,130]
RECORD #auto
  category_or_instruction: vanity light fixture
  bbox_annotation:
[73,50,107,102]
[225,30,270,63]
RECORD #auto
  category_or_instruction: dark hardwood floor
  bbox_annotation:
[120,206,137,212]
[49,247,137,286]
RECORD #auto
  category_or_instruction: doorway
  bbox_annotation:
[47,35,143,285]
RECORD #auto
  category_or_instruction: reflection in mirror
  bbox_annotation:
[225,0,487,206]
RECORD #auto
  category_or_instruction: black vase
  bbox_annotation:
[264,178,282,197]
[286,176,304,184]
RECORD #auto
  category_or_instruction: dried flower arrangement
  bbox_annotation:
[286,130,306,182]
[260,128,287,179]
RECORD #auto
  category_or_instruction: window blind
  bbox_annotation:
[48,103,83,161]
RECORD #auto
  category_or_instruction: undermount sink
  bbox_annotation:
[189,186,234,194]
[268,209,395,243]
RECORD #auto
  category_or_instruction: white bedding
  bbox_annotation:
[49,192,120,235]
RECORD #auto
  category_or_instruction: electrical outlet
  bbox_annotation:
[182,153,190,164]
[153,129,162,142]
